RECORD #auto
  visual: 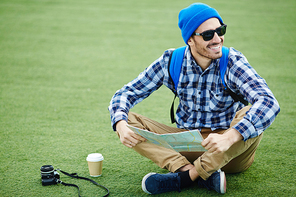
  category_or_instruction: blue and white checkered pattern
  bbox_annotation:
[108,47,280,141]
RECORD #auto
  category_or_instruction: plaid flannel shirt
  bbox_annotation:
[108,47,280,141]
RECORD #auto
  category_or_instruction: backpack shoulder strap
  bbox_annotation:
[220,46,229,89]
[219,47,248,106]
[168,46,186,124]
[168,46,187,93]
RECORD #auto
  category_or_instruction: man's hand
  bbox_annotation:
[201,128,243,154]
[116,120,147,148]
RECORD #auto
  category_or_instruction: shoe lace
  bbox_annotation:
[197,176,214,190]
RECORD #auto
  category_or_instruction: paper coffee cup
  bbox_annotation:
[86,153,104,177]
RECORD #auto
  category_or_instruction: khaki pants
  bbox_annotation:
[125,106,263,180]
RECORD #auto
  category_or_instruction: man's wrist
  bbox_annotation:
[226,128,243,145]
[115,120,127,131]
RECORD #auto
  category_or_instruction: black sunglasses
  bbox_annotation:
[192,24,227,41]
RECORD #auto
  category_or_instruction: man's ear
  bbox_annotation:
[187,37,194,46]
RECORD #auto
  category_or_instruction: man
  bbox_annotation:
[108,3,280,195]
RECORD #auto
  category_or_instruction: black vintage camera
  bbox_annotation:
[40,165,60,186]
[40,165,109,196]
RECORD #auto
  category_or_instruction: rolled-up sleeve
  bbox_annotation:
[108,50,173,131]
[228,48,280,141]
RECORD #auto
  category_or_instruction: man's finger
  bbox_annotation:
[131,133,147,142]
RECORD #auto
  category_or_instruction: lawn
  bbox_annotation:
[0,0,295,196]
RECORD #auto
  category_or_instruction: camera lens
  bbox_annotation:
[40,165,59,186]
[40,165,54,172]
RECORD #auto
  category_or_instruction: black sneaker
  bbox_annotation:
[197,169,226,194]
[142,172,181,194]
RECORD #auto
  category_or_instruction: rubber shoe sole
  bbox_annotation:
[142,173,156,194]
[218,170,226,194]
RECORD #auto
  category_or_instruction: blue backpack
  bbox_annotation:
[168,46,248,123]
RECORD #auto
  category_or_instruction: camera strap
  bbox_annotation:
[57,169,109,197]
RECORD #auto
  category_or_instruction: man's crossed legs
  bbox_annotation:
[122,106,263,194]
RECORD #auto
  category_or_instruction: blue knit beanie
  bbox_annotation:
[178,3,223,44]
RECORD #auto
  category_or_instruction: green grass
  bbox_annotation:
[0,0,295,196]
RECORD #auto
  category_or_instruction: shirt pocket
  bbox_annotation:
[209,89,233,112]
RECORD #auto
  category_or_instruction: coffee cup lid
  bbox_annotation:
[86,153,104,162]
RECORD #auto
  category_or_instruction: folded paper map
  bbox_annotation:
[127,125,206,152]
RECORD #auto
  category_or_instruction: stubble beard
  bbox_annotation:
[193,38,223,61]
[200,44,223,60]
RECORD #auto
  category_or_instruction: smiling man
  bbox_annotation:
[108,3,280,195]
